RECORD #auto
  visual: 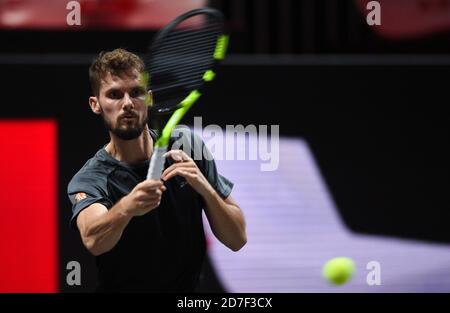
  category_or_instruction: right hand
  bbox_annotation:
[122,180,166,217]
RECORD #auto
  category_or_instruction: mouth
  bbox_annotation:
[120,114,138,121]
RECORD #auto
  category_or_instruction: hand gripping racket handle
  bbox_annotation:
[147,146,168,180]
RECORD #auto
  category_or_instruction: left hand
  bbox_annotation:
[161,150,213,197]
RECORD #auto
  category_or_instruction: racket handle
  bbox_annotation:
[147,146,168,180]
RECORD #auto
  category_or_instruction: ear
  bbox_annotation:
[145,90,154,107]
[89,96,102,115]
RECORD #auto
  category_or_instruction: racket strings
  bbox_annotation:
[151,29,219,66]
[151,41,217,65]
[155,23,221,45]
[151,48,216,73]
[150,23,220,64]
[147,16,224,112]
[150,55,215,93]
[154,33,219,54]
[150,56,215,83]
[156,29,219,49]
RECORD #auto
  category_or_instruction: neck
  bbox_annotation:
[105,125,153,164]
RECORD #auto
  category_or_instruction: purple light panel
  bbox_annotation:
[201,134,450,292]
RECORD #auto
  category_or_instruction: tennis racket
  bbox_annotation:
[144,8,229,180]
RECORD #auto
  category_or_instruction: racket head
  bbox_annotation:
[144,8,228,115]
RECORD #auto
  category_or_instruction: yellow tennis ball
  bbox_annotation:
[322,257,355,285]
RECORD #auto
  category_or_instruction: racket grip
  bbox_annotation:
[147,146,168,180]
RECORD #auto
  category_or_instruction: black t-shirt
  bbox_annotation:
[67,128,233,292]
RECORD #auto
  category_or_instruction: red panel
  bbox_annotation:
[355,0,450,39]
[0,120,58,292]
[0,0,205,29]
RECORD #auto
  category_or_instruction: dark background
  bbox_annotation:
[1,0,449,291]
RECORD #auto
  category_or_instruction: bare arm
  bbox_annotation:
[202,192,247,252]
[162,150,247,251]
[77,200,131,256]
[76,180,166,256]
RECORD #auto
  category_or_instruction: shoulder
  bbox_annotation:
[67,148,115,193]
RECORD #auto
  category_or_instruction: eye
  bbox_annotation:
[131,88,146,98]
[107,90,122,99]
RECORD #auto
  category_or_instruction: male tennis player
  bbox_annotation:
[67,49,246,292]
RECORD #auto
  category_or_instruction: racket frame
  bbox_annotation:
[145,8,229,180]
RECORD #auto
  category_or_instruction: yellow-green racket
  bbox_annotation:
[145,8,229,180]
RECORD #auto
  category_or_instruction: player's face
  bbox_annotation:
[96,69,150,140]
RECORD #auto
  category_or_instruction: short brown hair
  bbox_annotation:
[89,48,146,96]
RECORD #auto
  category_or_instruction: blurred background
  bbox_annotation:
[0,0,449,292]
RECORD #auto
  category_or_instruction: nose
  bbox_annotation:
[122,92,134,110]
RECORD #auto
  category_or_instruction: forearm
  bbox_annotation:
[81,199,132,256]
[78,180,165,256]
[202,187,247,251]
[159,149,246,251]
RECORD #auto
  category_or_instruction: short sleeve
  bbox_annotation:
[198,142,234,199]
[67,171,112,230]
